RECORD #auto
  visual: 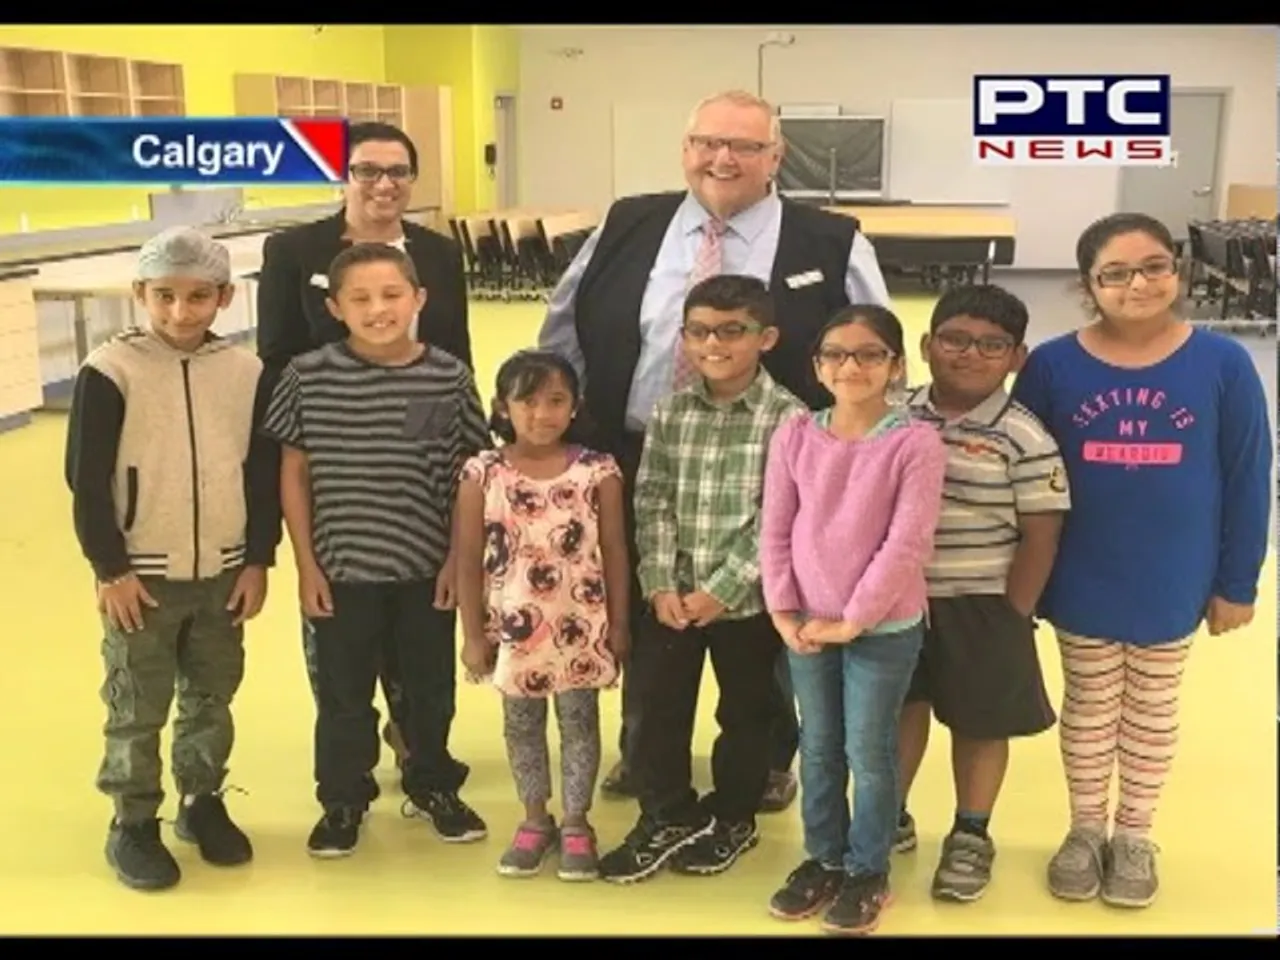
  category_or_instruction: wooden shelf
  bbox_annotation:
[0,45,185,117]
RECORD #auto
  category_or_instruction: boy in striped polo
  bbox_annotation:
[262,243,489,858]
[896,285,1070,902]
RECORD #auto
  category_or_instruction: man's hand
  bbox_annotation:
[652,591,689,630]
[682,591,725,627]
[1205,596,1254,636]
[434,553,458,610]
[798,618,861,645]
[226,565,268,626]
[298,561,334,619]
[772,612,820,655]
[97,572,158,633]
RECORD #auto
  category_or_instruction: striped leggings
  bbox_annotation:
[1056,631,1194,837]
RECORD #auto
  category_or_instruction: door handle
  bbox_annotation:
[1192,186,1212,197]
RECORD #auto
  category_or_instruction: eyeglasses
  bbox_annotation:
[349,162,416,183]
[932,331,1016,359]
[815,346,894,368]
[1095,258,1177,288]
[681,320,762,342]
[686,135,774,157]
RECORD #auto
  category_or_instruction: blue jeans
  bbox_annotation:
[787,624,924,877]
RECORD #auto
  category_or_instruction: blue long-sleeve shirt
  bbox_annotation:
[1011,328,1272,646]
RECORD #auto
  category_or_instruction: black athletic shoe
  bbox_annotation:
[597,811,715,884]
[402,791,488,842]
[105,819,181,891]
[174,793,253,866]
[822,872,894,936]
[307,808,363,858]
[670,818,759,876]
[769,859,844,920]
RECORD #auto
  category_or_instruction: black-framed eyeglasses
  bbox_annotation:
[932,331,1016,359]
[686,135,774,157]
[815,346,894,368]
[1095,257,1177,289]
[350,162,416,183]
[682,320,762,342]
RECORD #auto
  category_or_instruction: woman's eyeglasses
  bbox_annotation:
[815,346,894,368]
[1095,257,1177,289]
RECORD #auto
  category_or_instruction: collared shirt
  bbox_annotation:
[634,366,807,619]
[906,385,1072,598]
[538,189,891,431]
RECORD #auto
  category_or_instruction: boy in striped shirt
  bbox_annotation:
[262,243,489,858]
[897,285,1071,902]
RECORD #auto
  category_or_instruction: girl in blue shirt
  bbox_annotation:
[1011,212,1271,911]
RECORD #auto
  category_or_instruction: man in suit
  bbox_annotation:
[538,90,892,812]
[256,120,473,789]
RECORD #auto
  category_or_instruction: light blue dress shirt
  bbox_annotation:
[538,190,892,432]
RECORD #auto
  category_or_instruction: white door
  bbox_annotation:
[1116,92,1225,241]
[494,94,518,208]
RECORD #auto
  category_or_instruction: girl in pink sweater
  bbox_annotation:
[761,305,947,936]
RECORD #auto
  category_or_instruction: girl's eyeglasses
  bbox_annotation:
[681,321,762,342]
[815,346,894,368]
[1095,257,1177,288]
[933,331,1016,359]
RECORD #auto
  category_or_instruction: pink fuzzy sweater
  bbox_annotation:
[760,412,948,630]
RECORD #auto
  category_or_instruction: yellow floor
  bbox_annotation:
[0,298,1274,935]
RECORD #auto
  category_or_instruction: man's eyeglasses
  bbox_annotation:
[686,135,774,158]
[815,346,894,368]
[932,331,1016,359]
[1095,257,1177,289]
[350,162,416,184]
[681,320,762,342]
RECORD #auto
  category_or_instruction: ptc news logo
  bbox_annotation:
[973,75,1172,166]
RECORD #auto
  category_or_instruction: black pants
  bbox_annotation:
[616,430,799,774]
[311,578,467,811]
[629,609,783,824]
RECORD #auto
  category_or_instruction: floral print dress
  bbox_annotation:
[460,447,622,698]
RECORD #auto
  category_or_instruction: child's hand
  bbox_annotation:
[798,618,861,645]
[682,591,725,627]
[97,572,158,633]
[434,553,458,610]
[773,612,820,655]
[226,565,268,626]
[607,623,632,666]
[298,563,334,619]
[1205,596,1254,636]
[461,636,494,681]
[652,591,689,630]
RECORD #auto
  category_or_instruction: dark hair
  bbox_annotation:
[929,284,1030,345]
[488,349,593,446]
[327,243,420,296]
[682,274,775,328]
[810,304,908,397]
[1074,212,1180,317]
[348,121,419,175]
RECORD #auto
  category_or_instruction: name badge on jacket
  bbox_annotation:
[785,269,823,289]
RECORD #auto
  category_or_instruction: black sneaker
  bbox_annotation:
[174,793,253,866]
[105,819,181,891]
[769,859,844,920]
[597,811,715,884]
[822,872,893,936]
[671,818,759,876]
[402,791,487,842]
[307,808,363,858]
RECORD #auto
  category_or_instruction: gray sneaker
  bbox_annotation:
[557,826,599,882]
[497,820,557,878]
[1047,825,1107,901]
[931,831,996,902]
[1101,834,1159,908]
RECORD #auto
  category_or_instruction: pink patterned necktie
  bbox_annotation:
[672,217,727,390]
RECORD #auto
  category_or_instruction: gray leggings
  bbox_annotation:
[503,688,601,819]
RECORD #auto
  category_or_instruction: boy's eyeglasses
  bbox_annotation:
[1095,257,1177,288]
[932,331,1017,359]
[815,346,894,368]
[681,320,762,342]
[350,162,416,183]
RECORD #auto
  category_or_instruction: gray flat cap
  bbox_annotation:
[137,226,232,285]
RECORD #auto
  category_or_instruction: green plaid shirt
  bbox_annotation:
[634,367,807,620]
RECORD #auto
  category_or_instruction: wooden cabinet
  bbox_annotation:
[0,46,184,117]
[233,73,453,216]
[0,277,43,420]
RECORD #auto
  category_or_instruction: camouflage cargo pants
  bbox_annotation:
[97,569,246,824]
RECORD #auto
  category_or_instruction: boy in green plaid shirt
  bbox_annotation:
[598,274,806,885]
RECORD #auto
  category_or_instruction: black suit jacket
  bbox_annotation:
[255,210,473,377]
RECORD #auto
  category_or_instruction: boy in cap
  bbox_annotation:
[65,226,282,892]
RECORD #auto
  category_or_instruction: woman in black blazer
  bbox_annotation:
[257,121,473,784]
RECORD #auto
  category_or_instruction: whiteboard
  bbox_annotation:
[887,99,1011,205]
[611,101,690,199]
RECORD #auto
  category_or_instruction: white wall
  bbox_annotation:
[517,25,1277,270]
